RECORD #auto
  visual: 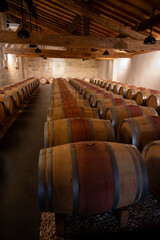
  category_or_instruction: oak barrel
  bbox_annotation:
[0,94,15,116]
[106,105,157,131]
[0,101,7,127]
[119,85,133,97]
[50,98,89,109]
[142,140,160,200]
[5,90,21,109]
[44,118,115,147]
[89,92,122,108]
[38,141,148,214]
[12,87,25,103]
[126,88,140,100]
[118,115,160,151]
[147,94,160,109]
[40,77,48,84]
[135,90,153,106]
[97,98,137,119]
[47,106,99,121]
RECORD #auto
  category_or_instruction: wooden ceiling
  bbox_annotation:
[2,0,160,59]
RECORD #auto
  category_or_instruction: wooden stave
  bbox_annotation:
[142,140,160,200]
[0,94,15,116]
[38,141,148,215]
[0,101,7,127]
[97,98,137,119]
[117,116,160,151]
[106,105,158,131]
[47,106,99,121]
[44,118,116,148]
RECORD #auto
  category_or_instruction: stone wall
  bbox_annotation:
[0,13,23,87]
[0,44,23,87]
[23,57,100,80]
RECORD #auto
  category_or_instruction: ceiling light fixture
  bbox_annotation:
[144,8,156,45]
[103,50,109,56]
[0,0,8,12]
[35,47,41,53]
[28,44,37,48]
[34,4,41,54]
[17,0,30,38]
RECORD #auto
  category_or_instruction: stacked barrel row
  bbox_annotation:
[89,77,160,201]
[38,77,149,220]
[0,77,39,131]
[90,78,160,112]
[69,78,157,142]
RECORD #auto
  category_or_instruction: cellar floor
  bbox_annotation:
[0,84,51,240]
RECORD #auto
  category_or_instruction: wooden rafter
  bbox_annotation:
[47,0,147,39]
[7,5,70,35]
[69,14,81,33]
[133,13,160,32]
[82,15,89,36]
[1,30,160,50]
[3,47,133,59]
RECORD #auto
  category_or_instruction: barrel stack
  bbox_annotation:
[0,77,39,133]
[38,77,150,236]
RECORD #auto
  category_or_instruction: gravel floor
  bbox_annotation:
[39,190,160,239]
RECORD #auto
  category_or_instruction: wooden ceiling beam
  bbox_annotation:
[133,13,160,32]
[69,14,81,33]
[48,0,146,39]
[82,15,89,36]
[34,0,74,20]
[3,47,133,59]
[1,30,160,50]
[8,5,70,35]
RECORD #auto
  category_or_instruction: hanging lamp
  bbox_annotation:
[17,0,30,38]
[144,8,156,45]
[35,5,41,54]
[103,50,109,56]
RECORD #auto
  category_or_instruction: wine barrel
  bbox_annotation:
[142,140,160,200]
[21,84,31,98]
[97,98,137,119]
[135,90,153,106]
[12,87,25,103]
[119,85,132,98]
[38,141,148,214]
[107,82,117,91]
[47,106,99,121]
[0,101,7,127]
[113,84,123,94]
[51,92,82,101]
[40,77,48,84]
[102,81,111,89]
[50,98,89,109]
[5,90,21,109]
[13,84,29,100]
[84,89,105,101]
[48,77,54,84]
[44,118,115,147]
[0,94,15,116]
[89,92,123,108]
[117,115,160,151]
[147,94,160,110]
[126,88,139,100]
[106,105,157,131]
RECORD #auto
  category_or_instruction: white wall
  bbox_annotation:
[113,51,160,91]
[98,60,113,80]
